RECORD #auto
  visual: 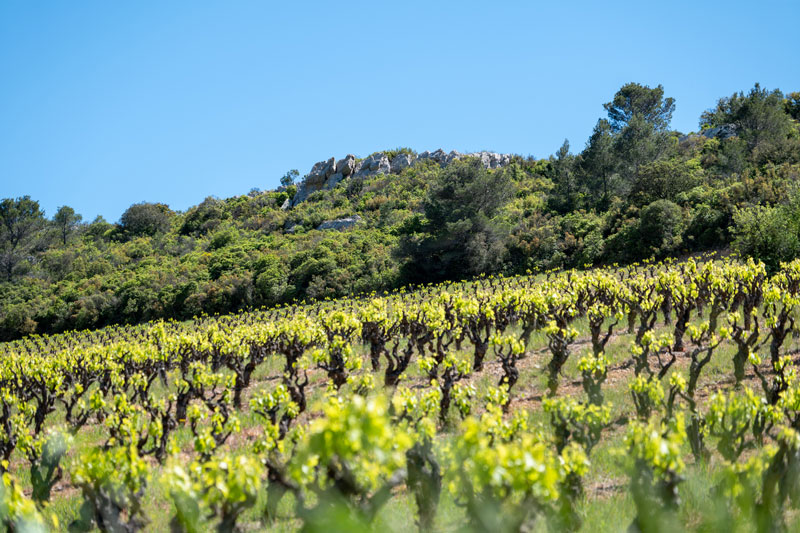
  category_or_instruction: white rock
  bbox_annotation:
[316,214,363,231]
[390,153,414,173]
[336,154,356,176]
[354,153,390,177]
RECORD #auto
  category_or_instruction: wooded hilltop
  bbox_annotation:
[1,82,799,340]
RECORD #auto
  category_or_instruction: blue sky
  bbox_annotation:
[1,1,799,222]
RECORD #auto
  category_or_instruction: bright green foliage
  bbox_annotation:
[447,413,567,532]
[3,254,800,531]
[630,375,665,420]
[624,415,687,532]
[70,445,150,532]
[290,395,412,524]
[578,352,609,405]
[452,382,476,419]
[543,396,611,453]
[0,472,51,532]
[707,388,779,461]
[165,454,262,533]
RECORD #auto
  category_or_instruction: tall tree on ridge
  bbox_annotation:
[0,196,46,280]
[603,83,676,194]
[580,119,617,208]
[53,206,82,245]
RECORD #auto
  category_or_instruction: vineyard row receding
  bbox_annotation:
[3,254,800,532]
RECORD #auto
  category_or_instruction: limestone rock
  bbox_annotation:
[390,153,414,173]
[354,153,391,178]
[306,160,328,182]
[316,214,363,231]
[445,150,462,164]
[679,124,739,144]
[291,156,344,206]
[467,151,513,169]
[290,183,312,206]
[291,158,330,206]
[414,149,511,169]
[327,172,344,189]
[336,154,356,176]
[323,157,337,177]
[417,149,448,165]
[289,148,514,206]
[700,124,739,140]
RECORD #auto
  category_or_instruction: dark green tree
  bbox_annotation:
[603,83,676,193]
[85,215,113,241]
[400,158,513,282]
[701,83,797,163]
[119,202,172,238]
[254,255,289,305]
[179,197,226,236]
[604,82,675,133]
[281,169,299,188]
[786,92,800,121]
[638,200,685,258]
[731,193,800,273]
[580,119,617,207]
[53,205,82,245]
[0,196,46,280]
[547,140,579,213]
[629,158,702,205]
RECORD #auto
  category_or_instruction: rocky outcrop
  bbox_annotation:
[354,153,391,178]
[391,153,413,173]
[417,149,449,165]
[336,154,356,176]
[316,214,362,231]
[290,149,515,206]
[475,151,513,169]
[292,156,339,205]
[679,124,739,143]
[700,124,738,140]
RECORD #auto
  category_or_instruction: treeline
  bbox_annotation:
[1,82,799,340]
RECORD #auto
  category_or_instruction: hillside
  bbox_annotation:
[1,82,799,340]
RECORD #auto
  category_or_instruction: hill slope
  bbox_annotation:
[0,82,798,340]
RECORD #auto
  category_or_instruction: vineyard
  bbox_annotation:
[3,255,800,532]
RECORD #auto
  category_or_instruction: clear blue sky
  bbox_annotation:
[2,1,799,222]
